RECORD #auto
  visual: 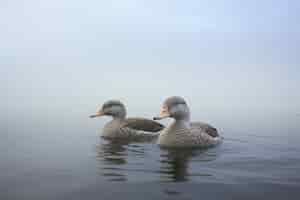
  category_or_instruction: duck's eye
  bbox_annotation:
[172,102,186,108]
[177,102,186,106]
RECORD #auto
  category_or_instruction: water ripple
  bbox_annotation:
[95,139,220,182]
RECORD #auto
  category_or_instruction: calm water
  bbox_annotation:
[1,112,300,199]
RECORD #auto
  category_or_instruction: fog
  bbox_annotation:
[1,0,299,127]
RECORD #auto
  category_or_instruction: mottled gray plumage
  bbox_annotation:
[190,122,219,138]
[122,118,164,132]
[90,100,164,141]
[155,96,222,148]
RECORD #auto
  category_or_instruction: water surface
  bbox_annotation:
[1,112,300,199]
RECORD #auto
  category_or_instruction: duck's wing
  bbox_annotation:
[191,122,219,137]
[121,118,165,132]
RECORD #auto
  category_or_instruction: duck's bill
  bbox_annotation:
[153,109,170,120]
[89,111,105,118]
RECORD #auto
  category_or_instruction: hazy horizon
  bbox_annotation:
[1,0,299,122]
[1,2,300,199]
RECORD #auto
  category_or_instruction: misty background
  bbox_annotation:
[1,0,299,132]
[1,2,300,198]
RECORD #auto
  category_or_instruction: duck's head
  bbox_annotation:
[154,96,190,121]
[90,100,127,119]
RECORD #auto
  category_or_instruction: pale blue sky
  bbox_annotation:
[1,0,299,121]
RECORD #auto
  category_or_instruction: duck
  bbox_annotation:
[90,100,164,141]
[153,96,222,148]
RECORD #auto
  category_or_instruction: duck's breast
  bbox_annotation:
[158,122,221,147]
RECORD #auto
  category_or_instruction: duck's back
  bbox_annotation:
[102,118,164,141]
[190,122,219,137]
[122,118,164,132]
[189,123,221,147]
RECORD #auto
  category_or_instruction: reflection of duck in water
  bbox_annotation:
[159,148,218,182]
[96,140,130,181]
[154,96,222,148]
[90,100,164,141]
[96,140,147,182]
[96,140,129,165]
[159,148,197,182]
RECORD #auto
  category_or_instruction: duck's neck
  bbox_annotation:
[111,110,126,122]
[111,116,125,122]
[173,118,191,129]
[172,109,191,129]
